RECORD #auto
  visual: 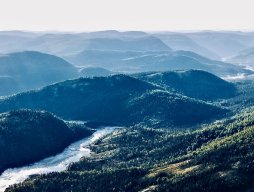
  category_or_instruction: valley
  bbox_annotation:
[0,30,254,192]
[0,127,116,192]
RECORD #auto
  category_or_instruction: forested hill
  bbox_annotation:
[0,75,226,128]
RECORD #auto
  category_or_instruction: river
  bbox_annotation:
[0,127,117,192]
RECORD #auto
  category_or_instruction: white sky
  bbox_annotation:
[0,0,253,31]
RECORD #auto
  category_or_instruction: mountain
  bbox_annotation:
[134,70,236,101]
[66,36,172,67]
[155,33,219,59]
[8,109,254,192]
[65,49,142,69]
[184,31,254,58]
[0,75,226,128]
[0,51,78,96]
[0,76,20,96]
[227,47,254,67]
[79,67,114,77]
[0,109,93,173]
[80,36,171,52]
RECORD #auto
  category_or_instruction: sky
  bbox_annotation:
[0,0,253,31]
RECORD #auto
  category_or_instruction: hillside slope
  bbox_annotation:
[0,76,20,96]
[79,67,114,77]
[134,70,236,101]
[0,109,93,173]
[0,51,78,96]
[8,109,254,192]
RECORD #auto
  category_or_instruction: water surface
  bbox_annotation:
[0,127,116,192]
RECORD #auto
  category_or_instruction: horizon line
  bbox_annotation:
[1,29,254,34]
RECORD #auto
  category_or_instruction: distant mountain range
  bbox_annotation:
[0,30,253,84]
[67,49,253,77]
[1,30,254,60]
[0,31,155,57]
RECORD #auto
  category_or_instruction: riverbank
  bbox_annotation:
[0,127,117,192]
